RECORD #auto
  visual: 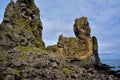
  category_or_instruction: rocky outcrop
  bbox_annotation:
[0,0,45,50]
[0,50,119,80]
[92,36,101,65]
[0,0,120,80]
[47,17,94,63]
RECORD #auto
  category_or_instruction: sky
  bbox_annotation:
[0,0,120,54]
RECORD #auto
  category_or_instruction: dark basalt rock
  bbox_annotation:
[0,50,119,80]
[0,0,120,80]
[91,36,101,66]
[0,0,45,50]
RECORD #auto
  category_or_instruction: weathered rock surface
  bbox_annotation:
[0,0,45,50]
[47,17,95,64]
[0,50,119,80]
[92,36,101,65]
[0,0,120,80]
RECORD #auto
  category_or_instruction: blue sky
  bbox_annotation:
[0,0,120,54]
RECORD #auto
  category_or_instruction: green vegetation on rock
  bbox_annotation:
[63,68,73,75]
[12,18,28,30]
[18,46,48,54]
[6,68,20,76]
[82,54,92,63]
[20,55,27,60]
[0,52,3,66]
[0,51,3,57]
[34,38,45,49]
[0,61,2,67]
[14,68,20,76]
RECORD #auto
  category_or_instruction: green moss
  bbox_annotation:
[0,62,2,67]
[11,17,33,38]
[29,3,39,16]
[18,46,31,52]
[0,52,3,66]
[27,25,33,34]
[82,54,92,63]
[63,68,73,75]
[14,68,20,76]
[11,17,35,35]
[18,46,48,54]
[10,29,15,34]
[0,52,2,57]
[20,55,27,60]
[6,68,20,76]
[34,38,45,49]
[11,18,30,32]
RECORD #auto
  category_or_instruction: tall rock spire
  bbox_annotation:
[74,17,91,38]
[0,0,45,50]
[92,36,101,65]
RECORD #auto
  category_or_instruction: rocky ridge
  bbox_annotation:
[0,0,120,80]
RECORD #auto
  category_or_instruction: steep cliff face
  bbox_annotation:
[92,36,101,65]
[0,0,45,50]
[47,17,96,64]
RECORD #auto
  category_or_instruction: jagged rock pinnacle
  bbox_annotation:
[92,36,101,65]
[47,17,93,62]
[0,0,45,50]
[74,17,91,38]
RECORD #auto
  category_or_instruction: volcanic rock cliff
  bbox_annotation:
[0,0,45,50]
[0,0,119,80]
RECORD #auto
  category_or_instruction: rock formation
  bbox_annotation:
[92,36,101,65]
[0,0,45,50]
[0,0,119,80]
[48,17,96,64]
